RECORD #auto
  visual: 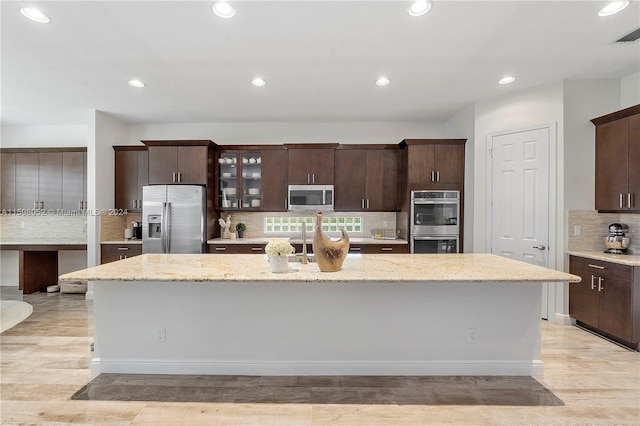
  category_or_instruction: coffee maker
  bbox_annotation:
[603,223,631,254]
[132,221,142,240]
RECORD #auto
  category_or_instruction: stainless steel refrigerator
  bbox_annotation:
[142,185,206,254]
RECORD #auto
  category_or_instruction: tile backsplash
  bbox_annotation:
[221,211,396,238]
[568,210,640,252]
[0,214,87,243]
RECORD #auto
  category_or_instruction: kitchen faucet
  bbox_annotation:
[301,224,308,264]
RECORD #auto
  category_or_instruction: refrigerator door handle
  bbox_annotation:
[161,202,168,253]
[166,202,172,253]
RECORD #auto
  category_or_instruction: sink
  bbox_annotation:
[289,254,315,263]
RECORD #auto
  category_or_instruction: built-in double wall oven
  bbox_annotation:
[410,190,460,254]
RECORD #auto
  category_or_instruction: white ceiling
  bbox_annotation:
[2,1,639,126]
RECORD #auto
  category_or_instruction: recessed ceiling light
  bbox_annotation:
[375,77,390,86]
[20,7,50,23]
[598,1,630,16]
[212,2,236,19]
[251,78,266,87]
[128,79,145,88]
[498,76,516,85]
[408,1,432,17]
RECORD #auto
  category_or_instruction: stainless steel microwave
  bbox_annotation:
[288,185,334,211]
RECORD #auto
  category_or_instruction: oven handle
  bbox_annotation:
[412,200,459,205]
[412,236,459,240]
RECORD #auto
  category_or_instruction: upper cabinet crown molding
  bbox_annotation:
[141,140,217,148]
[591,104,640,126]
[283,143,339,150]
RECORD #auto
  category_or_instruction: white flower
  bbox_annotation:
[265,238,294,257]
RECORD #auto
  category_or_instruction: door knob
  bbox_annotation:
[532,245,546,250]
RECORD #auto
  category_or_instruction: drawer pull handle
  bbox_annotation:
[215,247,227,251]
[587,264,605,270]
[251,247,263,251]
[117,247,129,251]
[350,247,361,252]
[381,247,393,251]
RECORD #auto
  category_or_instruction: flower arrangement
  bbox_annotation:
[265,238,294,257]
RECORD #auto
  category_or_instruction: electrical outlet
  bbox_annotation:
[467,328,478,344]
[574,225,582,236]
[156,327,166,343]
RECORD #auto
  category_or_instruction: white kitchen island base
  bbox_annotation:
[92,279,543,376]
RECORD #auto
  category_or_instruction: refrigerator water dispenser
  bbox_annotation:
[148,215,162,238]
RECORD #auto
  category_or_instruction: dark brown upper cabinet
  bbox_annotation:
[592,104,640,212]
[143,140,216,185]
[334,145,399,211]
[285,144,337,185]
[114,146,148,211]
[400,139,465,187]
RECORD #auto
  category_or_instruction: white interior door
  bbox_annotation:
[490,126,551,319]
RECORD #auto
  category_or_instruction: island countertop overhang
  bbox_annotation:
[59,253,580,284]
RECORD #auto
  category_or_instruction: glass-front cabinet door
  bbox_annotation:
[217,151,262,210]
[241,152,262,209]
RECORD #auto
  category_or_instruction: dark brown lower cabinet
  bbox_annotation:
[100,244,142,264]
[292,243,409,255]
[569,255,639,351]
[207,244,266,254]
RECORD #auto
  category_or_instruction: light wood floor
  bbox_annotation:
[1,289,638,425]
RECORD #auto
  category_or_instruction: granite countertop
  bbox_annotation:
[567,250,640,266]
[207,237,408,245]
[59,253,580,283]
[101,240,143,244]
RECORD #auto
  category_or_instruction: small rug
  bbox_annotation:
[72,374,564,406]
[0,300,33,333]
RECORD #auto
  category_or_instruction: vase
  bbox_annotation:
[237,231,244,238]
[268,255,289,273]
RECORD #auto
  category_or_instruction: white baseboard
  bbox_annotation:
[91,358,544,377]
[554,313,573,325]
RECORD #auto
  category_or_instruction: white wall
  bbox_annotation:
[620,71,640,108]
[563,80,620,212]
[1,125,87,148]
[128,121,446,145]
[87,111,127,267]
[445,104,475,252]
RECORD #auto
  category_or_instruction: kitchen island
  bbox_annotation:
[60,253,579,376]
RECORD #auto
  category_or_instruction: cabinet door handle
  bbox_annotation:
[431,171,435,182]
[215,247,227,251]
[381,247,393,252]
[284,199,288,210]
[436,171,440,182]
[307,174,310,184]
[620,193,624,208]
[591,275,596,290]
[40,201,44,209]
[312,174,315,184]
[361,199,365,209]
[598,276,604,292]
[629,193,633,209]
[178,172,182,182]
[366,199,370,209]
[588,264,605,270]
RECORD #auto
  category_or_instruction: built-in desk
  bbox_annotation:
[1,243,87,294]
